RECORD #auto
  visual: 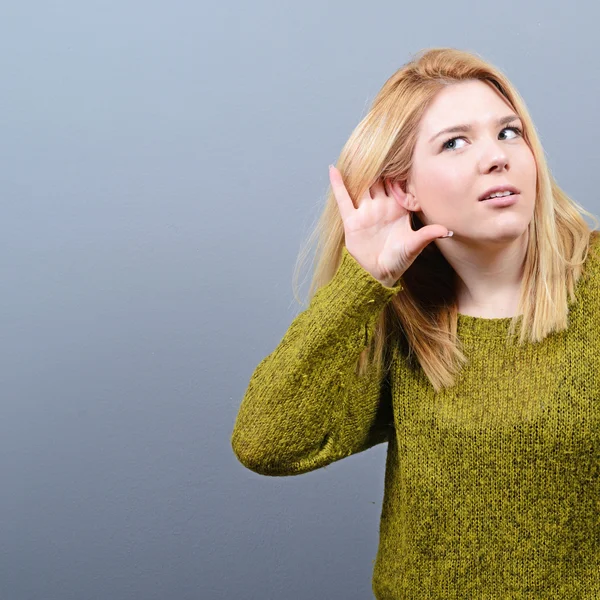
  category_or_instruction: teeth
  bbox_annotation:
[486,190,513,199]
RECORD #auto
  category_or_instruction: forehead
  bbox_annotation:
[419,80,515,134]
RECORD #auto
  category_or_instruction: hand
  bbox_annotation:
[329,165,452,287]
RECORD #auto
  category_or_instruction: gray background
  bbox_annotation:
[1,1,598,599]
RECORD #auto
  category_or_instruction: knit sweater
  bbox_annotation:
[231,233,600,599]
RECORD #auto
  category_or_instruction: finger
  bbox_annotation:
[382,178,391,197]
[370,179,386,199]
[329,165,355,221]
[412,224,453,254]
[357,184,372,208]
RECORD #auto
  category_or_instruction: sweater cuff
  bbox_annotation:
[312,246,404,320]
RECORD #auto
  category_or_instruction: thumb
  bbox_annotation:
[412,225,453,254]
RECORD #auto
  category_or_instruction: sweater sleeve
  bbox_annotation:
[230,246,404,476]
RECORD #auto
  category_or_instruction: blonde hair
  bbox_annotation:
[292,47,599,392]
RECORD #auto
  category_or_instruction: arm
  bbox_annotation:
[230,246,403,476]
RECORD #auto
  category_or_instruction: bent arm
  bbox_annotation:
[230,246,403,476]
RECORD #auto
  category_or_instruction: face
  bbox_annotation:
[404,79,538,246]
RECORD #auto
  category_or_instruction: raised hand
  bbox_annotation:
[329,165,452,287]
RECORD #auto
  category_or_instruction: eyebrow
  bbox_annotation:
[428,114,522,144]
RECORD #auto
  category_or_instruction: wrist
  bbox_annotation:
[378,276,402,289]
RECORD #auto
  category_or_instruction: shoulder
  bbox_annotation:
[588,229,600,251]
[590,229,600,255]
[575,230,600,308]
[583,230,600,277]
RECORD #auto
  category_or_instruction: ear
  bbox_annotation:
[388,178,421,212]
[405,193,421,212]
[405,176,423,212]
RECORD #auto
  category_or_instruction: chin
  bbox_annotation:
[480,226,530,245]
[458,221,531,245]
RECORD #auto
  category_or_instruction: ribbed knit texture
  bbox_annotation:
[231,234,600,598]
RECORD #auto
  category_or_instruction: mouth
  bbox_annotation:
[480,192,517,202]
[479,192,520,208]
[478,185,521,201]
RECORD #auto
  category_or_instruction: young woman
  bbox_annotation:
[231,47,600,598]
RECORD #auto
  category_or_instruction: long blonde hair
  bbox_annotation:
[292,47,599,392]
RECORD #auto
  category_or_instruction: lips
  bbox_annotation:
[478,185,521,201]
[482,192,516,201]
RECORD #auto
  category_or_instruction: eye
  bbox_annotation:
[441,126,523,152]
[499,126,523,140]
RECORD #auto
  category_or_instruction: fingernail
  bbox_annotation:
[329,164,334,171]
[442,231,453,238]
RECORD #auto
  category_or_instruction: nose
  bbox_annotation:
[481,140,509,173]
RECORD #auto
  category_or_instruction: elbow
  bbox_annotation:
[230,429,338,477]
[230,432,272,475]
[230,429,286,476]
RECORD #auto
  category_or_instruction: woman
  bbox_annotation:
[231,47,600,597]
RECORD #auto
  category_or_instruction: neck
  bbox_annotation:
[437,231,529,319]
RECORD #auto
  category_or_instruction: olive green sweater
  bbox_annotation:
[231,234,600,599]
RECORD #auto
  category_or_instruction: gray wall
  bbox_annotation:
[2,1,598,599]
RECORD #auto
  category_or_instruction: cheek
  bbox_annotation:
[519,144,537,177]
[528,154,538,187]
[520,150,538,204]
[418,164,470,214]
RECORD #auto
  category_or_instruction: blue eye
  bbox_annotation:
[441,126,523,151]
